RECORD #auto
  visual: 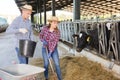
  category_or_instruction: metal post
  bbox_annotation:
[51,0,55,16]
[43,0,47,25]
[40,12,42,24]
[73,0,80,21]
[72,0,81,55]
[37,0,39,24]
[39,0,42,24]
[31,13,34,23]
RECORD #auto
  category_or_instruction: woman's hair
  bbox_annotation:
[48,23,59,33]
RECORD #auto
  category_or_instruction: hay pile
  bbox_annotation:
[60,56,120,80]
[29,56,120,80]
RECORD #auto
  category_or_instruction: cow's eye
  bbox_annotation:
[79,33,83,38]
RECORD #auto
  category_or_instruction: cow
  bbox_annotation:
[72,23,113,54]
[73,22,120,62]
[73,28,99,52]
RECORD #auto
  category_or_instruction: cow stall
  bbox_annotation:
[58,20,120,64]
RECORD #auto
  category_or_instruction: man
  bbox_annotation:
[6,4,34,64]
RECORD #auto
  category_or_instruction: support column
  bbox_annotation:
[39,0,42,24]
[51,0,55,16]
[37,0,40,24]
[40,12,42,24]
[37,0,39,24]
[43,0,47,25]
[31,13,34,23]
[73,0,80,21]
[72,0,80,55]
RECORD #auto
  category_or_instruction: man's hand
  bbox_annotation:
[19,28,28,34]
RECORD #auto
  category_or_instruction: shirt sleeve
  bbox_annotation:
[5,18,20,34]
[30,25,34,41]
[55,30,60,43]
[39,26,46,42]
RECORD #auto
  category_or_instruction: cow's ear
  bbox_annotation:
[86,36,92,42]
[79,33,83,38]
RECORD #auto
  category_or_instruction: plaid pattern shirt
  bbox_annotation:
[39,26,60,52]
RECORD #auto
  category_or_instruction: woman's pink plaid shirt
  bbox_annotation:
[39,26,60,52]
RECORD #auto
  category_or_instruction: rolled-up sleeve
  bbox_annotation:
[39,27,46,42]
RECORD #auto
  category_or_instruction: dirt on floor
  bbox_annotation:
[29,56,120,80]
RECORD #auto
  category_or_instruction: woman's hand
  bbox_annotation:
[48,52,52,58]
[42,40,48,48]
[43,40,48,45]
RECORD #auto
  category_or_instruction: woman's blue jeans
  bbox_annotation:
[15,47,28,64]
[42,47,62,80]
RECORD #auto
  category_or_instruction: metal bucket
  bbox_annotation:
[19,40,37,57]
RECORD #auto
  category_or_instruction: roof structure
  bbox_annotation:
[15,0,73,13]
[15,0,120,16]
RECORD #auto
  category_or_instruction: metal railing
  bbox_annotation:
[58,20,120,63]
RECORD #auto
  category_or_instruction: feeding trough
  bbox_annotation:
[0,64,45,80]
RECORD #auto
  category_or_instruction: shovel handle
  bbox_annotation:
[46,48,55,73]
[46,48,58,80]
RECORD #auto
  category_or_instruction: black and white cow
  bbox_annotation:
[73,28,99,52]
[73,23,113,53]
[73,22,120,61]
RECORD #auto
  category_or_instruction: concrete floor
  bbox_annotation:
[0,33,19,67]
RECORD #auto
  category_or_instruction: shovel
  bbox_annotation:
[46,48,58,80]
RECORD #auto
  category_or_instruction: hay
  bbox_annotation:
[29,56,120,80]
[63,61,81,80]
[61,56,120,80]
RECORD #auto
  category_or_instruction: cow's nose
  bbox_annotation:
[76,48,82,52]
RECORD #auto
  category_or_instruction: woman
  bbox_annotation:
[39,16,62,80]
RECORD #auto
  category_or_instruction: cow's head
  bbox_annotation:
[73,31,92,52]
